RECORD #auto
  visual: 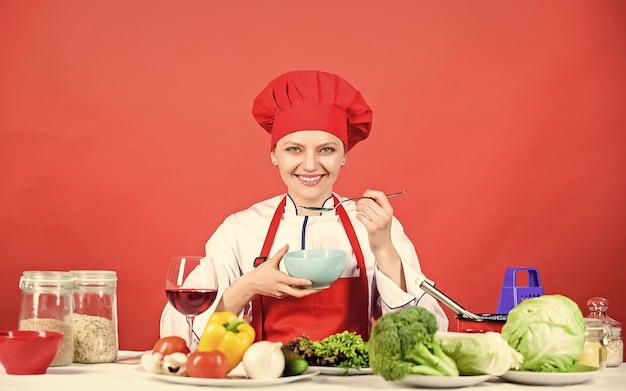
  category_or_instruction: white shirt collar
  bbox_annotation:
[284,193,336,215]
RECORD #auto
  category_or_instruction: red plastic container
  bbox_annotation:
[456,314,507,333]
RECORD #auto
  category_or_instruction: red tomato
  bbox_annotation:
[186,350,229,379]
[152,336,190,356]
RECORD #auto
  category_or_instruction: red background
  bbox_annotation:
[1,0,625,351]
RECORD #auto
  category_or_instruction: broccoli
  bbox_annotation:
[368,306,459,380]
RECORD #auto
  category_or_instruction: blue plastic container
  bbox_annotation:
[496,267,544,314]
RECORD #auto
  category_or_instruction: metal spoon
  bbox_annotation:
[298,190,408,212]
[419,280,482,320]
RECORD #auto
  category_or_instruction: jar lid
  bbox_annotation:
[70,270,117,282]
[586,296,622,328]
[19,271,76,290]
[588,296,610,312]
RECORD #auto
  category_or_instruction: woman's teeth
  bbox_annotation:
[298,175,322,182]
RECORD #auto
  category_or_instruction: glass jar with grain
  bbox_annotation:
[585,296,623,367]
[18,271,76,366]
[71,270,118,363]
[578,318,607,369]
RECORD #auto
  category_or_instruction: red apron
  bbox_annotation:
[250,196,370,343]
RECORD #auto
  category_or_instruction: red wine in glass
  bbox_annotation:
[165,256,218,349]
[165,289,217,315]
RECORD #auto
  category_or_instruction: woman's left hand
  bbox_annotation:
[355,189,406,289]
[354,189,395,254]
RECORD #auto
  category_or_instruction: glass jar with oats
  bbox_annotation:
[585,296,623,367]
[70,270,118,363]
[18,271,76,366]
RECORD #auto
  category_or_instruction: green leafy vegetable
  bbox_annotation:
[282,331,369,369]
[501,294,586,372]
[437,331,523,375]
[368,307,459,380]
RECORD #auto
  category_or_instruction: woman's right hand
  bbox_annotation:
[217,245,318,313]
[216,245,319,313]
[246,244,318,299]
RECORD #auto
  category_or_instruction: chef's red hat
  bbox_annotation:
[252,70,372,150]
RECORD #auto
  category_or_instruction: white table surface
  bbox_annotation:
[1,351,625,391]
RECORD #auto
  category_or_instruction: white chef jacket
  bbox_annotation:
[160,193,449,343]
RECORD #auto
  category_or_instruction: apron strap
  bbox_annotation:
[334,196,370,324]
[253,197,287,267]
[334,196,367,279]
[251,196,286,340]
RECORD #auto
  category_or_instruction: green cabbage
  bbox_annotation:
[437,331,524,375]
[501,294,586,372]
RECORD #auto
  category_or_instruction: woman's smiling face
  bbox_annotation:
[271,130,346,208]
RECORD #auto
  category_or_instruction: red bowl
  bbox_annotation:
[456,314,507,333]
[0,330,64,375]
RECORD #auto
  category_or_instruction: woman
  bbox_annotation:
[160,70,448,345]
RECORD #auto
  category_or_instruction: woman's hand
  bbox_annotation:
[247,244,317,299]
[355,189,406,290]
[217,245,317,313]
[355,189,395,253]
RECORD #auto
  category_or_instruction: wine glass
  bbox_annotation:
[165,256,218,350]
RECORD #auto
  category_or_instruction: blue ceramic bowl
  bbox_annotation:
[283,249,346,289]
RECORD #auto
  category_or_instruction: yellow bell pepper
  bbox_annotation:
[197,311,256,372]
